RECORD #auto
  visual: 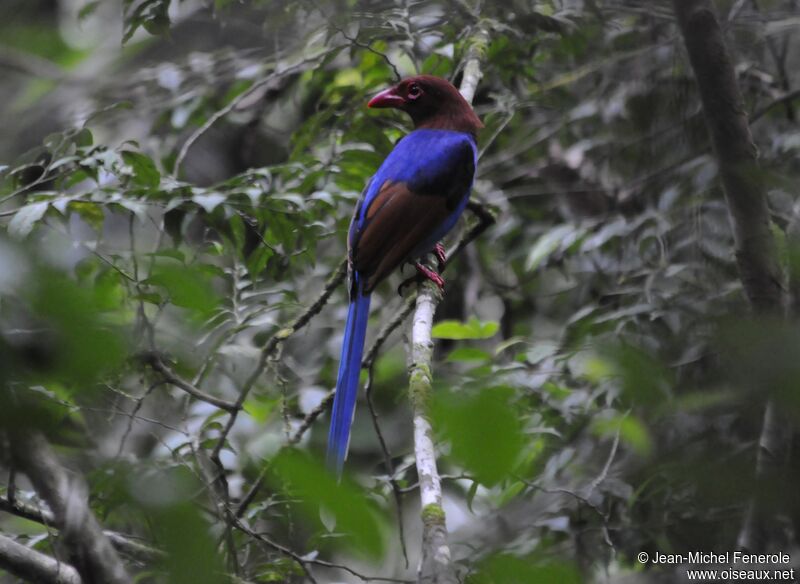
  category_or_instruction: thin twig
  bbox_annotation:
[585,416,623,498]
[234,518,412,583]
[173,48,341,175]
[115,381,163,458]
[365,359,410,568]
[751,88,800,122]
[140,352,239,412]
[301,0,402,81]
[234,293,414,520]
[211,258,349,548]
[520,479,615,553]
[211,258,347,463]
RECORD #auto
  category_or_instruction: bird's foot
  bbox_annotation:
[396,262,446,295]
[433,243,447,272]
[414,262,445,290]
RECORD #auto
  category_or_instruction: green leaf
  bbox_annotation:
[133,467,226,584]
[30,269,127,386]
[123,0,172,43]
[433,387,523,486]
[68,201,104,232]
[269,449,384,558]
[466,480,479,513]
[593,415,652,457]
[145,264,220,317]
[192,192,225,213]
[122,150,160,187]
[73,128,93,148]
[467,555,581,584]
[524,224,586,271]
[244,396,277,424]
[8,201,49,238]
[78,1,101,21]
[597,344,674,406]
[432,318,499,340]
[447,347,492,362]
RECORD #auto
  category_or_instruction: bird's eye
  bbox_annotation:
[407,83,422,100]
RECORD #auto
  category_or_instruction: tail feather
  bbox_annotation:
[327,278,371,474]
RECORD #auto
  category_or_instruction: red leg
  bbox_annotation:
[433,243,447,272]
[414,262,445,290]
[396,247,447,295]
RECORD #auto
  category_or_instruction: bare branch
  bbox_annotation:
[140,352,239,412]
[0,497,163,562]
[0,533,82,584]
[751,88,800,123]
[233,518,412,583]
[9,431,132,584]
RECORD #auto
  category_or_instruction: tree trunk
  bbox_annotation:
[672,0,788,552]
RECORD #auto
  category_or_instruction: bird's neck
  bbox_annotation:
[414,106,482,138]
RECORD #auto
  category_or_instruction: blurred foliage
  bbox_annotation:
[0,0,799,582]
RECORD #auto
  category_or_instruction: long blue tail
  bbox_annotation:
[327,278,371,475]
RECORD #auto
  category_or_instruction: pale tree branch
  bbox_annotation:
[672,0,787,553]
[405,19,489,584]
[0,533,82,584]
[9,431,132,584]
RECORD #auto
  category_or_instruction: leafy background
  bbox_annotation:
[0,0,799,582]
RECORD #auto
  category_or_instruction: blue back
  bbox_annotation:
[351,129,478,246]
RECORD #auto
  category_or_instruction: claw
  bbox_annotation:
[414,262,445,290]
[396,249,447,296]
[397,275,416,296]
[433,243,447,272]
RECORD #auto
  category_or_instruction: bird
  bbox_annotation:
[327,75,482,474]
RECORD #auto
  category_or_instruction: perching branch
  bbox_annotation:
[8,431,132,584]
[0,533,82,584]
[672,0,786,552]
[405,20,489,584]
[407,280,452,584]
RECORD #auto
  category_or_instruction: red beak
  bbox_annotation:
[367,86,405,109]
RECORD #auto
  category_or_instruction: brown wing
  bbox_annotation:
[351,180,451,293]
